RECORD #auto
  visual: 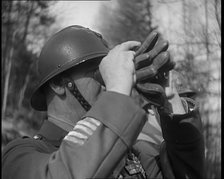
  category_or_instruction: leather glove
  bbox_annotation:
[134,32,175,82]
[133,32,175,108]
[135,70,198,110]
[93,31,175,108]
[94,31,174,84]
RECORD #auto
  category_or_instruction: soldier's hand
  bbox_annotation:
[99,41,141,96]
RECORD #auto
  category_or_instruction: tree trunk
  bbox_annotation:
[2,1,13,107]
[182,0,190,54]
[17,1,35,109]
[204,0,210,60]
[22,1,34,42]
[17,73,30,109]
[1,31,17,120]
[17,62,35,109]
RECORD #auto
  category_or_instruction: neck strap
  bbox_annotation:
[65,78,91,111]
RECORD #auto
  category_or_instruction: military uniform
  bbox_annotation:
[2,92,204,179]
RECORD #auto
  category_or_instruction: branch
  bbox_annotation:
[214,31,221,48]
[158,0,180,4]
[169,42,220,46]
[214,0,221,31]
[206,91,221,96]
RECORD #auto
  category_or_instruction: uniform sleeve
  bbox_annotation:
[159,97,205,179]
[2,91,147,179]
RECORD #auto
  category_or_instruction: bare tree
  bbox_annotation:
[1,1,55,143]
[96,0,156,46]
[174,0,220,178]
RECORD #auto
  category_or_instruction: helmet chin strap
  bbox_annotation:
[65,78,91,112]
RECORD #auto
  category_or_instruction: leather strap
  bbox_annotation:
[65,78,91,111]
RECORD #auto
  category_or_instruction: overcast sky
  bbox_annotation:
[49,1,104,32]
[48,1,183,41]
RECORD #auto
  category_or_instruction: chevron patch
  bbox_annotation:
[64,117,101,145]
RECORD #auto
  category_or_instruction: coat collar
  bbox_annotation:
[36,120,68,147]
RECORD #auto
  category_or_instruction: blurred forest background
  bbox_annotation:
[1,0,221,178]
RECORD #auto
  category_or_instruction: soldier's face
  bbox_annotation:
[66,61,105,106]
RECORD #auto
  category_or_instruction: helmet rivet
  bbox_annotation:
[68,82,73,88]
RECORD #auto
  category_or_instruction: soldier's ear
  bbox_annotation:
[49,80,65,96]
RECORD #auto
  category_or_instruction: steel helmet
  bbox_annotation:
[31,25,109,111]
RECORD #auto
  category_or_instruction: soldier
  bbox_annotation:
[2,25,204,179]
